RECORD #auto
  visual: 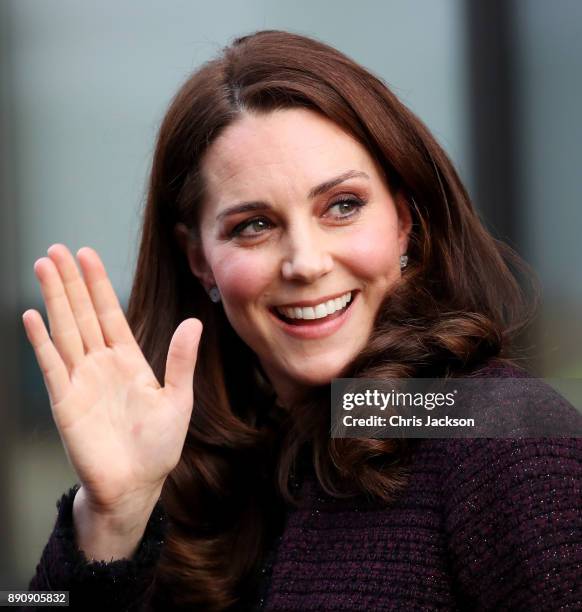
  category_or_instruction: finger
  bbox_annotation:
[75,247,139,349]
[163,319,203,405]
[47,244,106,352]
[22,309,71,407]
[34,257,85,371]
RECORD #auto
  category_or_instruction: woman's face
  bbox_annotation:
[178,108,411,406]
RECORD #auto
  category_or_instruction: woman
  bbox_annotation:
[23,30,581,610]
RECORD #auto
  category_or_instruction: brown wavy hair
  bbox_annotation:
[126,30,537,610]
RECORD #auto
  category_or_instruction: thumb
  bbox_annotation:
[163,318,203,402]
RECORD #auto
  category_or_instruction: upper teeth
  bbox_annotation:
[276,291,353,320]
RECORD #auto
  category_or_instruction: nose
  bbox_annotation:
[280,224,334,282]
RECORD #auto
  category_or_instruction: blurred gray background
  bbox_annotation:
[1,0,581,589]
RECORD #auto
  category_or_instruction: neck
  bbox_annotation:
[254,361,310,411]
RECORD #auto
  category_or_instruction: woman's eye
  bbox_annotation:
[326,197,366,219]
[229,217,273,238]
[228,197,366,239]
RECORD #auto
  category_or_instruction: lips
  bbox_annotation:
[270,290,358,323]
[275,291,355,320]
[274,296,352,325]
[273,289,355,309]
[268,290,359,340]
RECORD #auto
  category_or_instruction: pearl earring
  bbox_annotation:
[208,286,221,303]
[400,254,408,269]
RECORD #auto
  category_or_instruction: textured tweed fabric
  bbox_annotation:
[29,363,582,611]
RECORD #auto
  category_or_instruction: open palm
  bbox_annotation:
[22,244,202,513]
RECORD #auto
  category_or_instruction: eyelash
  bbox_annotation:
[228,196,367,239]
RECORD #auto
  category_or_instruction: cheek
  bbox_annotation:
[211,249,275,304]
[343,219,400,279]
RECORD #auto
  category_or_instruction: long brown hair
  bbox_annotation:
[126,30,536,610]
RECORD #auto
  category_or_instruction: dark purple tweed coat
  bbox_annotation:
[29,362,582,610]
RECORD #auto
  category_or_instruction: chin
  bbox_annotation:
[288,354,355,387]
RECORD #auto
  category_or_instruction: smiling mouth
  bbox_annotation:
[270,290,358,325]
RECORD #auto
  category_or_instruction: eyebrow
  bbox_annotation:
[215,169,370,222]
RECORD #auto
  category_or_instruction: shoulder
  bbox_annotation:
[438,357,581,500]
[440,436,581,512]
[417,434,581,507]
[454,358,582,437]
[429,429,582,608]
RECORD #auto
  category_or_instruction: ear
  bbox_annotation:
[394,192,413,254]
[174,223,215,291]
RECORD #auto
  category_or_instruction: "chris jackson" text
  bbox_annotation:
[342,414,476,428]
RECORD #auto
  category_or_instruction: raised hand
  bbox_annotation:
[22,244,202,520]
